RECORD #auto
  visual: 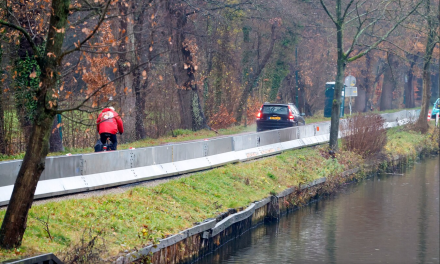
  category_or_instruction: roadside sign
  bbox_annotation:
[345,87,358,97]
[345,75,356,87]
[344,75,356,116]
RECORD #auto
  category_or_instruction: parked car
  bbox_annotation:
[431,98,439,120]
[256,103,305,132]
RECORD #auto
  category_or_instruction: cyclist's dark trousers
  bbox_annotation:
[100,133,117,150]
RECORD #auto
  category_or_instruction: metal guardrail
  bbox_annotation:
[0,110,420,206]
[2,253,63,264]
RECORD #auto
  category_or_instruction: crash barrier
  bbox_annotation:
[5,253,63,264]
[0,109,420,206]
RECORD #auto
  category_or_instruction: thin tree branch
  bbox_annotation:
[320,0,338,26]
[0,20,41,58]
[59,0,112,62]
[347,0,423,62]
[54,59,152,114]
[342,0,356,20]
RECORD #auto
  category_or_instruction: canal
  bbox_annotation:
[196,157,439,264]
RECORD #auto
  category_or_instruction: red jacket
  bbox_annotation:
[96,108,124,135]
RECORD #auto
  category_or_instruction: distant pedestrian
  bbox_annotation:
[96,107,124,150]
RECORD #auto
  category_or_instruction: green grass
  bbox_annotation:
[0,125,438,261]
[384,125,439,157]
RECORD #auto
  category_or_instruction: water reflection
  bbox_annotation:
[195,157,439,264]
[325,206,337,264]
[418,162,427,264]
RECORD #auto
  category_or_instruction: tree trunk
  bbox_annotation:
[0,84,5,154]
[329,36,346,151]
[329,4,345,151]
[0,112,54,248]
[0,45,5,154]
[168,4,208,131]
[235,24,277,124]
[49,116,63,152]
[0,0,69,248]
[415,0,436,133]
[380,53,397,111]
[354,88,366,112]
[416,59,432,132]
[134,72,147,140]
[15,35,41,142]
[116,3,136,142]
[133,8,148,140]
[405,54,417,108]
[177,90,193,129]
[356,52,371,112]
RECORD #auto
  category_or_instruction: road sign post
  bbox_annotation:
[341,88,345,117]
[344,75,357,115]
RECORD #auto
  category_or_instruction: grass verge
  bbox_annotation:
[0,124,438,261]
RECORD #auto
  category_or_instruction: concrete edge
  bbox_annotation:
[118,218,217,263]
[253,197,271,210]
[211,203,256,237]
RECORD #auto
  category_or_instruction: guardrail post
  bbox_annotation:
[130,151,134,168]
[80,155,84,176]
[203,142,208,157]
[171,145,174,162]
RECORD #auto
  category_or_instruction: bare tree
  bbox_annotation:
[414,0,439,132]
[319,0,422,150]
[0,0,118,248]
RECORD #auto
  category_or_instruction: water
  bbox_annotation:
[196,157,440,264]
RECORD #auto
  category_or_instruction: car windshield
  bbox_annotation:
[262,106,288,115]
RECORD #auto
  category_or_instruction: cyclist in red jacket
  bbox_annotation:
[96,107,124,150]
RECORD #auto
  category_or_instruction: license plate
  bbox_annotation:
[269,116,281,120]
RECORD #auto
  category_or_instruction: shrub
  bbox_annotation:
[245,99,262,125]
[62,228,107,264]
[209,104,236,129]
[341,113,387,158]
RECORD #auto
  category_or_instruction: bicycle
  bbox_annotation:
[103,137,114,151]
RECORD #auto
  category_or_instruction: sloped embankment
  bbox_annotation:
[0,126,438,263]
